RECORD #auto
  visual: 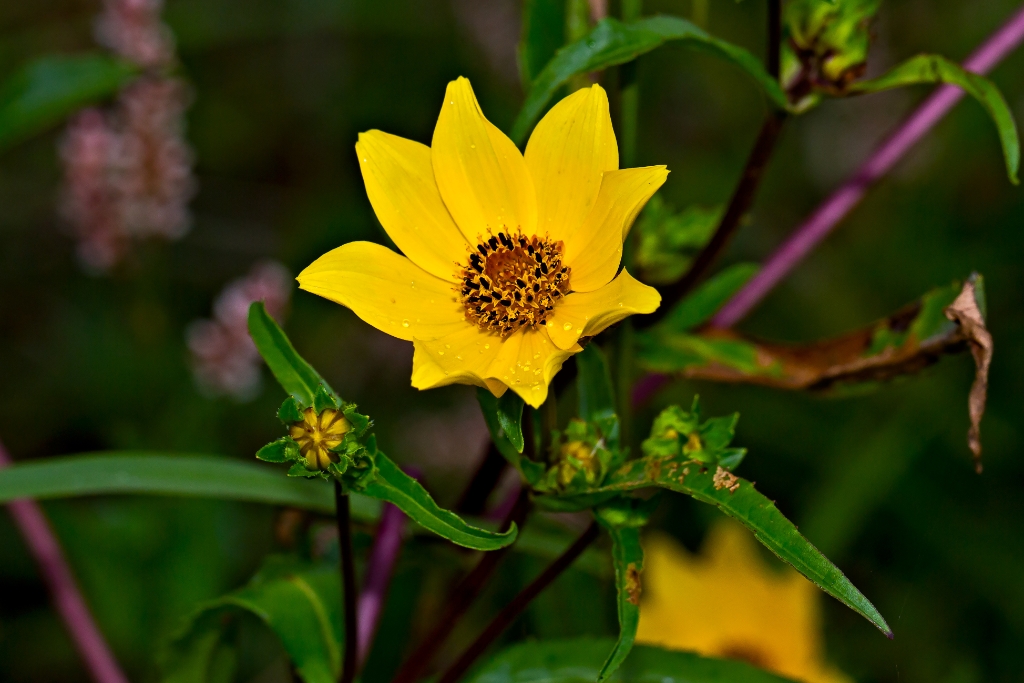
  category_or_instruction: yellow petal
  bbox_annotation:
[411,342,509,396]
[525,84,618,243]
[546,270,660,349]
[355,130,467,281]
[564,166,668,292]
[416,326,578,408]
[432,77,537,242]
[297,241,466,342]
[484,328,579,407]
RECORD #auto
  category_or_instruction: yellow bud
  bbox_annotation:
[289,407,350,471]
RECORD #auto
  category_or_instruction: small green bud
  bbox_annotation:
[785,0,881,90]
[288,406,351,471]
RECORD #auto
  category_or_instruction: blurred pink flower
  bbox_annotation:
[60,0,194,272]
[187,262,293,400]
[94,0,175,68]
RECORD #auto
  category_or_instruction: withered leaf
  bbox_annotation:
[943,276,992,472]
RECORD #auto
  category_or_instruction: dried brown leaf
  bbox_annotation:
[943,278,992,473]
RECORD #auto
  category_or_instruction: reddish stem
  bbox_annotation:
[711,5,1024,328]
[0,441,129,683]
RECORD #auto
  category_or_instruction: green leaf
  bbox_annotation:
[634,197,721,285]
[594,524,644,681]
[477,388,526,455]
[360,450,518,550]
[656,263,760,333]
[0,53,137,152]
[518,0,566,87]
[512,15,787,144]
[849,54,1020,183]
[248,302,334,407]
[595,461,891,636]
[162,557,342,683]
[0,452,382,520]
[465,637,798,683]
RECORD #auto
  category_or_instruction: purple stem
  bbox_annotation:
[355,467,419,669]
[0,441,129,683]
[711,5,1024,329]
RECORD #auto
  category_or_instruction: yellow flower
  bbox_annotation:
[636,522,851,683]
[297,78,666,407]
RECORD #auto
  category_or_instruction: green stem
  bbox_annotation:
[335,480,358,683]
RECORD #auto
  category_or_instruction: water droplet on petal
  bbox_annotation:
[402,320,410,328]
[563,322,573,331]
[438,350,445,356]
[484,343,490,350]
[576,328,582,334]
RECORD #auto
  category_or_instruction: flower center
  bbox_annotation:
[457,230,571,338]
[289,407,350,471]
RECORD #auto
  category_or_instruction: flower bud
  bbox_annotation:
[288,407,351,471]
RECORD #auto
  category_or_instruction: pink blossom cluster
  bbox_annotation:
[59,0,194,273]
[94,0,175,68]
[186,262,293,400]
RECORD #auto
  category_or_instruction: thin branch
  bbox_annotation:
[356,493,412,669]
[711,4,1024,328]
[0,440,128,683]
[435,522,601,683]
[389,487,530,683]
[335,480,358,683]
[456,443,507,515]
[639,109,786,328]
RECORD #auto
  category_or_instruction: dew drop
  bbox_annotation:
[563,322,573,331]
[456,355,463,360]
[618,302,623,307]
[438,350,445,356]
[402,320,410,328]
[533,353,540,359]
[470,144,476,149]
[576,328,582,334]
[445,344,451,349]
[484,343,490,350]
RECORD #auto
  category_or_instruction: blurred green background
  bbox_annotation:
[1,0,1022,681]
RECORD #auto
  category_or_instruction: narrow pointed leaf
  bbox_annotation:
[0,53,137,152]
[512,15,787,144]
[477,388,526,454]
[162,557,342,683]
[248,301,334,406]
[465,638,798,683]
[595,461,891,635]
[849,54,1020,183]
[360,451,518,550]
[596,525,644,681]
[0,452,384,520]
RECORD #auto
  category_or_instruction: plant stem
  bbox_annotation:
[357,484,414,669]
[638,0,787,329]
[455,442,507,515]
[435,522,601,683]
[0,440,128,683]
[640,110,786,329]
[389,488,530,683]
[335,480,358,683]
[711,4,1024,328]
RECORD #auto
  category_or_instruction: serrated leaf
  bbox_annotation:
[161,557,342,683]
[518,0,566,87]
[849,54,1020,183]
[464,637,798,683]
[359,450,518,550]
[595,524,644,681]
[595,461,891,636]
[511,15,787,144]
[278,397,304,424]
[0,53,137,152]
[248,302,334,407]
